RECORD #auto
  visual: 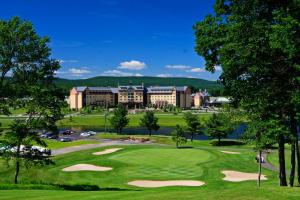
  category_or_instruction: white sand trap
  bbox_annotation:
[92,148,123,155]
[220,150,241,154]
[128,180,205,188]
[62,164,112,172]
[222,170,267,182]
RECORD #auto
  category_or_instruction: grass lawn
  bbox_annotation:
[44,139,100,149]
[1,113,212,129]
[57,113,211,127]
[1,142,299,200]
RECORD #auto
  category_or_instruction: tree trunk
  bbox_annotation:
[278,134,287,186]
[296,138,300,185]
[289,115,297,187]
[149,129,152,136]
[191,132,194,142]
[176,141,179,148]
[258,150,262,187]
[218,135,221,146]
[289,141,295,187]
[14,144,21,184]
[290,114,299,186]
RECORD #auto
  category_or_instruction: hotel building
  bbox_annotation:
[69,86,118,109]
[147,86,192,108]
[69,85,192,109]
[118,85,145,108]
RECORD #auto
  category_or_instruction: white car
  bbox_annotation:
[87,131,96,135]
[80,132,91,137]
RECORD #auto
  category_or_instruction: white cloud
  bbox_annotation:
[68,68,91,76]
[156,73,172,78]
[215,65,222,71]
[101,70,143,77]
[186,68,206,73]
[118,60,146,70]
[165,65,191,70]
[59,59,78,63]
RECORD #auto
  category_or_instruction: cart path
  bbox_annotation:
[52,139,152,155]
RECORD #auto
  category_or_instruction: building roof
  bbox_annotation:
[146,86,175,93]
[209,97,230,104]
[118,85,144,91]
[175,86,188,92]
[74,86,87,92]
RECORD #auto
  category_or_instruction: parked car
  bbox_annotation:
[80,132,91,137]
[60,137,72,142]
[40,132,58,139]
[86,131,96,135]
[80,131,96,137]
[62,130,75,135]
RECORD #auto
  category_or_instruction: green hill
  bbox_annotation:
[54,76,223,95]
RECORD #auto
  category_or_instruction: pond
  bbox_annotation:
[59,124,248,140]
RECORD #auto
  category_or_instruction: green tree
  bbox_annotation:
[0,17,65,184]
[205,113,234,145]
[194,0,300,186]
[110,104,129,134]
[139,111,160,136]
[243,119,280,187]
[183,112,201,142]
[171,125,187,148]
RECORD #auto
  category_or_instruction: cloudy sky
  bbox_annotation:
[1,0,221,80]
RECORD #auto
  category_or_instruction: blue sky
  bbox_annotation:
[1,0,221,80]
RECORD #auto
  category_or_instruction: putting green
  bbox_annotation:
[109,148,212,179]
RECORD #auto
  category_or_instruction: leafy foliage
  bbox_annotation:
[183,112,201,142]
[0,17,65,184]
[109,104,129,134]
[139,111,160,136]
[205,113,234,145]
[194,0,300,186]
[171,125,187,148]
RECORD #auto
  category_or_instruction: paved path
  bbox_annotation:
[52,139,152,156]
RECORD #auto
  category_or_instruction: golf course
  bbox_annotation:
[0,137,299,200]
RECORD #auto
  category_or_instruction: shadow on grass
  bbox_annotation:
[0,183,141,191]
[210,140,245,146]
[177,146,194,149]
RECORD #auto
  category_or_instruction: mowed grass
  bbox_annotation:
[56,113,211,127]
[1,113,212,129]
[1,144,298,200]
[44,139,99,149]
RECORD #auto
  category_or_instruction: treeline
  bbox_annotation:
[54,76,224,95]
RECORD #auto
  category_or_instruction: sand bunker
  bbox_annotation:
[127,180,205,188]
[222,170,267,182]
[62,164,112,172]
[220,151,241,154]
[92,148,123,155]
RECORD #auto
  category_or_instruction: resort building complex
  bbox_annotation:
[69,85,191,109]
[147,86,191,108]
[69,86,118,109]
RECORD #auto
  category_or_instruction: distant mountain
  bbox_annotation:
[54,76,224,95]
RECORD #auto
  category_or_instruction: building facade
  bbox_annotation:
[118,85,145,108]
[69,87,118,109]
[146,86,191,108]
[69,85,192,109]
[193,89,210,108]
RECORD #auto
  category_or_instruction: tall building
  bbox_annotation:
[146,86,191,108]
[118,85,145,108]
[69,87,118,109]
